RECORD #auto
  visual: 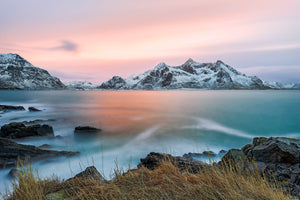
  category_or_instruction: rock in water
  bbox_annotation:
[0,53,65,90]
[0,137,79,168]
[28,107,41,112]
[0,122,54,139]
[74,126,102,134]
[0,105,25,111]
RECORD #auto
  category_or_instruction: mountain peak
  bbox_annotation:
[184,58,196,64]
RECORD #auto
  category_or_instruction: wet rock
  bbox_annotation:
[0,105,25,112]
[0,137,79,168]
[28,107,42,112]
[138,152,206,173]
[74,126,101,134]
[71,166,105,181]
[39,144,51,149]
[0,122,54,139]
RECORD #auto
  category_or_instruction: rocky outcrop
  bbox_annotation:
[28,107,41,112]
[74,126,102,134]
[0,104,25,111]
[0,122,54,139]
[0,137,79,168]
[0,53,65,90]
[70,166,105,181]
[100,59,269,90]
[221,137,300,197]
[138,152,206,173]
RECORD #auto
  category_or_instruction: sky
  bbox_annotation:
[0,0,299,83]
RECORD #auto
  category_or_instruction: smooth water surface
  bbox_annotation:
[0,90,299,194]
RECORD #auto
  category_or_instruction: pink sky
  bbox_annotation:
[1,0,300,83]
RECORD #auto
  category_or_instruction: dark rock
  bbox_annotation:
[74,126,101,134]
[8,168,20,178]
[39,144,51,149]
[0,105,25,111]
[183,151,217,160]
[0,137,79,168]
[219,150,227,154]
[138,152,206,173]
[0,122,54,139]
[28,107,41,112]
[71,166,105,181]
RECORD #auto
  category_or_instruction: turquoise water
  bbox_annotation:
[0,90,299,194]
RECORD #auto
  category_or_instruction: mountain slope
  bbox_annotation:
[64,81,97,90]
[99,59,268,90]
[0,53,65,89]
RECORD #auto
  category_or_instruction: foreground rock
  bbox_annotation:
[74,126,101,134]
[0,137,79,168]
[0,122,54,139]
[69,166,105,181]
[0,105,25,111]
[138,152,206,173]
[220,137,300,197]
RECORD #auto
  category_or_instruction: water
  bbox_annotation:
[0,90,299,194]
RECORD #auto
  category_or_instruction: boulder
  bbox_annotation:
[138,152,206,173]
[71,166,105,181]
[0,137,79,168]
[74,126,101,134]
[28,107,41,112]
[0,105,25,111]
[0,122,54,139]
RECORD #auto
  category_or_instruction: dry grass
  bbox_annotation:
[5,161,293,200]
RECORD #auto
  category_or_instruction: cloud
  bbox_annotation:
[50,40,78,52]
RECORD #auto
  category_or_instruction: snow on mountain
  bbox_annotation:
[263,81,300,89]
[98,59,268,90]
[64,81,97,90]
[0,53,65,90]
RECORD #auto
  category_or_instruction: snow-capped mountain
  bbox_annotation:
[263,81,300,89]
[0,53,65,90]
[98,59,268,90]
[64,81,97,90]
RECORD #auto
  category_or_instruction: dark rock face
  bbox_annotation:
[0,105,25,111]
[74,126,101,134]
[28,107,41,112]
[71,166,105,181]
[0,53,66,90]
[0,137,79,168]
[221,137,300,197]
[138,152,206,173]
[0,122,54,139]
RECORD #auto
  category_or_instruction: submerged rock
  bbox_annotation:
[28,107,41,112]
[74,126,102,134]
[0,105,25,111]
[0,137,79,168]
[0,122,54,139]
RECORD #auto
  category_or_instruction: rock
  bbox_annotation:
[74,126,101,134]
[8,168,21,178]
[0,137,79,168]
[220,137,300,197]
[138,152,206,173]
[45,190,65,200]
[0,122,54,139]
[39,144,51,149]
[0,105,25,111]
[70,166,105,181]
[28,107,41,112]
